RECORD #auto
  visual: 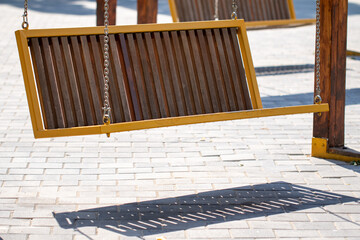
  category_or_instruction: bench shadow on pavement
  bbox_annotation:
[53,181,359,238]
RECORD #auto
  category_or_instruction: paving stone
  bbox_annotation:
[230,229,275,238]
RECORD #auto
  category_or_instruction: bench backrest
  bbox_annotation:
[169,0,295,22]
[16,21,261,138]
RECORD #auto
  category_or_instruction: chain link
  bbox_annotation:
[102,0,111,125]
[214,0,219,20]
[231,0,238,20]
[22,0,29,29]
[314,0,321,104]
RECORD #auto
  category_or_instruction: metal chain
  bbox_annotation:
[22,0,29,29]
[102,0,111,125]
[214,0,219,20]
[231,0,238,20]
[314,0,321,104]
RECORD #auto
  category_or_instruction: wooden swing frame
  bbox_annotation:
[16,20,328,139]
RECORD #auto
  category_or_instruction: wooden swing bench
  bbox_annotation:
[16,20,328,139]
[168,0,316,28]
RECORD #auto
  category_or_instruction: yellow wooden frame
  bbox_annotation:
[312,138,360,162]
[168,0,315,28]
[16,20,328,138]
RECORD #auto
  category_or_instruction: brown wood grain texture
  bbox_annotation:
[153,32,178,117]
[171,31,194,115]
[28,28,253,130]
[119,34,142,121]
[96,0,117,26]
[221,28,244,110]
[196,29,221,113]
[29,38,55,129]
[51,37,76,128]
[100,34,124,123]
[109,34,133,122]
[162,31,186,116]
[144,32,169,118]
[214,28,237,111]
[127,34,152,120]
[70,36,94,126]
[329,0,347,147]
[188,30,213,114]
[180,31,204,114]
[137,0,158,24]
[206,29,229,112]
[174,0,292,22]
[41,38,66,129]
[60,37,85,127]
[80,36,103,125]
[136,33,161,119]
[313,0,347,148]
[230,28,252,109]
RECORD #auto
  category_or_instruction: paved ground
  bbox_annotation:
[0,0,360,239]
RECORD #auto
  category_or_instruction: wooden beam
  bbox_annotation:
[313,0,347,147]
[312,0,360,160]
[96,0,117,26]
[137,0,158,24]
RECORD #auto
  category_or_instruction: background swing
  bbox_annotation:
[16,0,328,140]
[168,0,316,28]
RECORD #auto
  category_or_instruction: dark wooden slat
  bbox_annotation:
[99,35,124,123]
[180,31,204,114]
[153,32,178,117]
[281,0,291,19]
[89,35,105,116]
[60,37,85,127]
[41,38,66,129]
[29,38,55,129]
[51,37,76,128]
[230,28,252,109]
[171,31,195,115]
[273,0,282,19]
[221,28,245,110]
[127,33,151,120]
[162,31,186,116]
[135,33,161,119]
[196,29,220,113]
[109,34,132,122]
[119,33,142,121]
[80,36,103,125]
[213,29,237,111]
[206,29,229,112]
[189,30,213,113]
[263,0,273,20]
[70,36,94,126]
[144,32,169,118]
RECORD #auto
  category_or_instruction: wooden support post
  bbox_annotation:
[96,0,117,26]
[312,0,360,161]
[137,0,158,24]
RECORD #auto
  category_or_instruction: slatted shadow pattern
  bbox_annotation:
[173,0,291,22]
[28,27,252,130]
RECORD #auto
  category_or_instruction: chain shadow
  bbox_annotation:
[53,181,359,238]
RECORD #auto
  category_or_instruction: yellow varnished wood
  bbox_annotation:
[237,22,262,109]
[15,20,246,38]
[168,0,179,22]
[287,0,297,19]
[312,138,360,162]
[15,30,44,133]
[33,104,328,138]
[245,19,316,29]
